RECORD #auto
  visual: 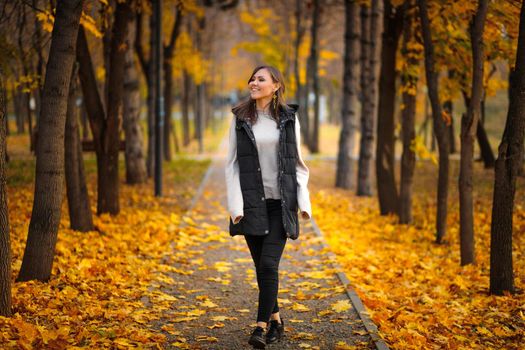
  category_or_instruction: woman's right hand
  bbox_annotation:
[233,215,243,224]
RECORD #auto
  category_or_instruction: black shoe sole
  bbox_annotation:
[266,337,279,344]
[266,333,283,344]
[248,336,266,349]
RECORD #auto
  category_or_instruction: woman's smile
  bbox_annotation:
[248,69,277,101]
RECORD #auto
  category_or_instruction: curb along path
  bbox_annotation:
[152,140,385,349]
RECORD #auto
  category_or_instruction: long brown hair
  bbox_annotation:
[232,65,291,125]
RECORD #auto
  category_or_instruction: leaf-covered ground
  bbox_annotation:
[1,133,375,349]
[148,159,374,349]
[308,158,525,349]
[5,127,524,349]
[1,138,211,348]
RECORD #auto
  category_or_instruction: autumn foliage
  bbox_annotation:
[0,134,210,348]
[310,159,525,349]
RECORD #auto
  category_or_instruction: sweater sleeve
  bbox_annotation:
[225,116,244,223]
[295,114,312,219]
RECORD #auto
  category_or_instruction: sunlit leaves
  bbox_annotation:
[318,48,339,78]
[233,9,292,92]
[36,11,54,33]
[179,0,205,18]
[36,10,102,38]
[172,31,210,84]
[12,74,40,93]
[234,9,285,69]
[80,12,103,38]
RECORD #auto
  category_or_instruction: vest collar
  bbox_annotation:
[235,104,297,129]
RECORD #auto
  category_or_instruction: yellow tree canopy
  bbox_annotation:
[172,31,210,85]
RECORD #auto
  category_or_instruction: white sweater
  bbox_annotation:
[225,112,312,223]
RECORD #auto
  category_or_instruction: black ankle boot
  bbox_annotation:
[248,326,266,349]
[266,318,284,344]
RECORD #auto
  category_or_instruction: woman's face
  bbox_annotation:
[248,68,280,101]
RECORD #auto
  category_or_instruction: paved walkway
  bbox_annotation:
[152,138,381,349]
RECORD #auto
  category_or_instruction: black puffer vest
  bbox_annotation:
[229,104,300,240]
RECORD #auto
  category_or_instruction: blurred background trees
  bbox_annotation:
[0,0,524,313]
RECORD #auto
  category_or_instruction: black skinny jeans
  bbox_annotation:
[244,199,288,323]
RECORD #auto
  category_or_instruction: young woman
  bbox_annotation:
[225,65,312,349]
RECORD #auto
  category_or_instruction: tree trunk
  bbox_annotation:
[327,83,338,124]
[418,0,450,243]
[33,0,44,134]
[357,3,371,193]
[76,3,132,216]
[134,12,155,177]
[421,97,430,144]
[99,1,132,214]
[204,82,212,130]
[195,83,205,153]
[193,16,206,153]
[65,65,94,232]
[476,122,495,168]
[309,0,321,153]
[163,62,180,158]
[77,27,106,150]
[81,104,88,139]
[0,65,11,316]
[182,71,191,146]
[31,103,39,154]
[302,55,311,146]
[24,91,34,151]
[147,14,157,177]
[399,1,417,224]
[444,100,456,154]
[459,0,488,265]
[490,0,525,295]
[17,0,83,282]
[445,70,456,154]
[17,7,32,143]
[163,61,173,161]
[4,90,9,137]
[336,0,360,189]
[357,0,382,196]
[123,14,147,184]
[162,7,182,160]
[102,3,112,106]
[293,0,305,110]
[14,91,26,134]
[294,0,308,131]
[18,5,34,147]
[375,0,404,215]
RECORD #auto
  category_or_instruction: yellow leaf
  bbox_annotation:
[199,300,218,308]
[80,12,102,38]
[335,341,357,350]
[13,319,39,343]
[331,300,352,313]
[207,323,224,329]
[291,302,310,312]
[196,335,218,342]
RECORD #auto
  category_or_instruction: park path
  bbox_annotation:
[152,136,385,349]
